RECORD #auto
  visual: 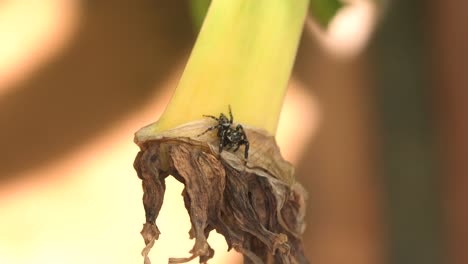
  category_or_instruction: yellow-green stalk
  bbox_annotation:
[143,0,309,135]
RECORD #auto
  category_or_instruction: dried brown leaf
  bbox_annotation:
[133,120,308,264]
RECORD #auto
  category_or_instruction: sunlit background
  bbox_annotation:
[0,0,466,264]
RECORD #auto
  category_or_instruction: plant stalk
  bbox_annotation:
[145,0,309,135]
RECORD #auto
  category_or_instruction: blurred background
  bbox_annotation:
[0,0,466,264]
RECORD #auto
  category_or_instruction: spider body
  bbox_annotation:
[197,106,250,159]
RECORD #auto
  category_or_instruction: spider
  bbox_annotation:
[197,105,250,159]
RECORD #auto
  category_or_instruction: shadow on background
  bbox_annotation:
[0,1,193,180]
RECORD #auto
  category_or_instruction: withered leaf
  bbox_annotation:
[133,120,308,264]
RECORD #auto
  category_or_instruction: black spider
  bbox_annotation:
[197,105,250,159]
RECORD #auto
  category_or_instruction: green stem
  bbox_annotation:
[148,0,309,135]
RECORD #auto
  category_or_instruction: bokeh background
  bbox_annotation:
[0,0,466,264]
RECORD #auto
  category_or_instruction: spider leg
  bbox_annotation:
[203,115,219,121]
[219,129,227,153]
[228,105,233,123]
[232,142,241,152]
[196,125,218,137]
[243,140,250,159]
[233,124,249,159]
